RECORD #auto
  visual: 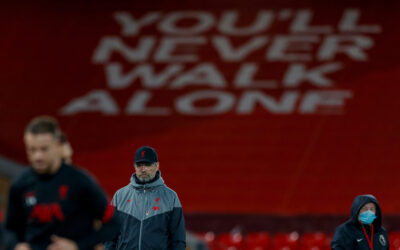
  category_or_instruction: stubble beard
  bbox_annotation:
[137,171,157,182]
[32,159,57,175]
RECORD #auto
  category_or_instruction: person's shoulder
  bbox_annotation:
[333,221,346,233]
[62,164,92,178]
[342,220,363,240]
[378,226,388,234]
[332,222,358,250]
[334,220,356,235]
[111,183,133,205]
[332,220,358,247]
[159,184,180,198]
[61,164,99,185]
[159,182,174,192]
[114,183,132,195]
[13,167,34,181]
[10,168,36,190]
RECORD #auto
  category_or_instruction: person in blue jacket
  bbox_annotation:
[104,146,186,250]
[331,194,389,250]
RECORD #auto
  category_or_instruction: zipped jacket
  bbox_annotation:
[104,171,186,250]
[331,195,389,250]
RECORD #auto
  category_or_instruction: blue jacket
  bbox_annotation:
[331,195,389,250]
[104,171,186,250]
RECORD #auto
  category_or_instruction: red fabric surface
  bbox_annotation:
[1,0,400,215]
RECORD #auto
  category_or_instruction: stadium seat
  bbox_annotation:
[301,232,329,250]
[273,232,300,250]
[244,232,272,250]
[389,231,400,250]
[215,232,244,250]
[196,231,216,249]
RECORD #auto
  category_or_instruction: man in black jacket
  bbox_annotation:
[5,116,120,250]
[331,194,389,250]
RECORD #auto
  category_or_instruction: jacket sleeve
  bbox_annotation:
[104,193,120,250]
[331,226,354,250]
[4,183,26,249]
[383,229,390,250]
[168,195,186,250]
[76,173,121,250]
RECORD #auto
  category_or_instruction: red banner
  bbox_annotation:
[1,0,400,215]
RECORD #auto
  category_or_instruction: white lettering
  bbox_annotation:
[154,37,206,62]
[114,12,161,36]
[339,9,381,33]
[283,63,342,87]
[318,35,373,61]
[299,90,352,113]
[92,36,155,63]
[291,10,332,33]
[219,11,274,35]
[267,35,319,61]
[106,63,183,89]
[171,63,226,88]
[158,12,215,35]
[60,90,119,115]
[234,63,277,88]
[212,36,268,61]
[176,90,234,115]
[126,90,171,115]
[237,91,298,114]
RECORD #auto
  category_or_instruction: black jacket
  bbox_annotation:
[5,164,120,250]
[331,195,389,250]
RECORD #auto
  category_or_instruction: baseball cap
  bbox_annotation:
[134,146,158,164]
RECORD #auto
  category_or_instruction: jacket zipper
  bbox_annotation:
[138,185,146,250]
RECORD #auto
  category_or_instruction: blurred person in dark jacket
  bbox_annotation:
[331,194,389,250]
[58,132,73,165]
[58,132,104,250]
[5,116,120,250]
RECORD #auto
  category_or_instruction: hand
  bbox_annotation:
[94,243,104,250]
[15,243,32,250]
[47,235,78,250]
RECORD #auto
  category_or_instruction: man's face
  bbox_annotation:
[134,162,159,182]
[359,202,376,218]
[24,132,61,174]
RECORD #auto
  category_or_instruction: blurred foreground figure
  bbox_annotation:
[5,116,119,250]
[104,146,186,250]
[331,194,389,250]
[58,133,73,164]
[58,132,104,250]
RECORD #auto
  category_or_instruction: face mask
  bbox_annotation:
[359,210,376,225]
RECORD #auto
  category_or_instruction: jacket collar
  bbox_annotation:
[129,170,164,189]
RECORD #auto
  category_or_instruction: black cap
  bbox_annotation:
[134,146,158,164]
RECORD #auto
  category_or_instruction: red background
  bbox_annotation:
[1,0,399,217]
